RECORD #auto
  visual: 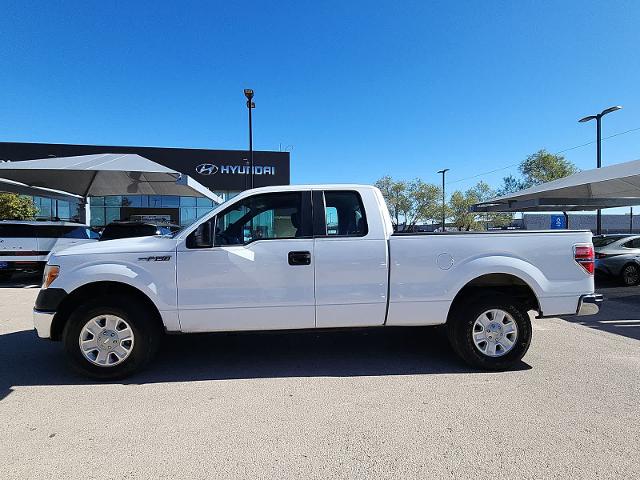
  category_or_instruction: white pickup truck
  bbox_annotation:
[33,185,601,378]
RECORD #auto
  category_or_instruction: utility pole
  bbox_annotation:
[437,168,449,232]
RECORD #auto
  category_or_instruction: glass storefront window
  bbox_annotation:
[196,197,213,207]
[90,207,105,226]
[148,195,162,208]
[105,196,122,207]
[122,195,142,207]
[105,207,121,224]
[180,196,197,207]
[161,196,179,208]
[180,207,197,226]
[57,201,71,220]
[36,197,52,219]
[90,196,105,206]
[196,207,213,219]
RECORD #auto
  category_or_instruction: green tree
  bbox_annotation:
[520,149,578,186]
[498,149,579,195]
[406,179,442,228]
[0,193,38,220]
[448,190,480,231]
[448,181,513,231]
[375,176,442,230]
[374,175,410,228]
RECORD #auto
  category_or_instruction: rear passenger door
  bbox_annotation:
[313,190,389,328]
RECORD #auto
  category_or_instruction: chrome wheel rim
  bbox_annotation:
[472,309,518,357]
[78,314,135,367]
[623,265,639,285]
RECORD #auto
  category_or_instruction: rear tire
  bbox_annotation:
[447,294,532,370]
[620,263,640,287]
[62,295,163,379]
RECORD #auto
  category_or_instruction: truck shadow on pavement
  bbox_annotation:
[0,326,531,400]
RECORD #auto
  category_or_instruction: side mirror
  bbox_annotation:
[186,219,213,248]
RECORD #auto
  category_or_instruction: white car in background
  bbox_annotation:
[0,221,99,281]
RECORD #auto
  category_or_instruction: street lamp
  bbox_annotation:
[244,89,255,189]
[437,168,449,232]
[578,105,622,235]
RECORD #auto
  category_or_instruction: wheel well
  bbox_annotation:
[50,281,163,341]
[450,274,540,315]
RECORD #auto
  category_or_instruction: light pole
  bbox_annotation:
[437,168,449,232]
[244,89,255,189]
[579,105,622,234]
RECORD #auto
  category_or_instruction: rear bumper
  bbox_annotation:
[33,310,55,338]
[576,293,604,316]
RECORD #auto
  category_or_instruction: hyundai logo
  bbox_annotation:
[195,163,276,176]
[195,163,219,175]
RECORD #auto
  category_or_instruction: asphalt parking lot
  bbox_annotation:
[0,275,639,479]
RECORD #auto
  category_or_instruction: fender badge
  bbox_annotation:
[138,255,172,262]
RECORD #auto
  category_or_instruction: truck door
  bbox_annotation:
[176,191,316,332]
[313,189,389,328]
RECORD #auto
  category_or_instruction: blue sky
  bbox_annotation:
[1,0,639,194]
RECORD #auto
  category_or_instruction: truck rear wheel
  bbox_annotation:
[62,295,162,379]
[447,294,532,370]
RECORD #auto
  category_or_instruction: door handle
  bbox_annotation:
[288,251,311,266]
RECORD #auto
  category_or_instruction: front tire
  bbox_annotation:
[447,294,532,370]
[62,295,162,379]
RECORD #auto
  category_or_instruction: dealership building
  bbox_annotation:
[0,142,290,226]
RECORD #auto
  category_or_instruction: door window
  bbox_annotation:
[215,192,304,246]
[322,191,367,237]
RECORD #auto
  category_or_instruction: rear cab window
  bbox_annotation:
[318,190,368,237]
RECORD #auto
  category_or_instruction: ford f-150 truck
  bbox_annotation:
[32,185,602,378]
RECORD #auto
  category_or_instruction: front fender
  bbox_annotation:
[53,260,177,311]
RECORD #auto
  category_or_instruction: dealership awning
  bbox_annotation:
[0,177,83,202]
[0,153,223,203]
[471,158,640,212]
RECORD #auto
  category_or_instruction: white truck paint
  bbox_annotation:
[32,185,600,377]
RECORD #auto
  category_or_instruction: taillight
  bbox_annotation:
[574,244,595,275]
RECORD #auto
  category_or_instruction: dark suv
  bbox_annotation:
[99,221,180,241]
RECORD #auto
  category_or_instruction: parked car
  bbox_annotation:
[0,221,99,281]
[99,221,180,241]
[593,234,640,286]
[32,185,600,378]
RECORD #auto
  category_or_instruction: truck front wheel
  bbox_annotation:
[62,295,162,379]
[447,294,532,370]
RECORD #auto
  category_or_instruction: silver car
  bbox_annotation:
[594,234,640,286]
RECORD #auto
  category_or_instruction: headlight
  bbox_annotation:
[42,265,60,289]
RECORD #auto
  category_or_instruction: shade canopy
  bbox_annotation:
[0,153,222,202]
[0,177,82,202]
[472,158,640,212]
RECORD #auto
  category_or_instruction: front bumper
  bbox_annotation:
[33,309,55,338]
[32,288,67,339]
[576,293,604,316]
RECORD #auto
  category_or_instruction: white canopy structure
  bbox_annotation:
[0,153,222,203]
[472,158,640,212]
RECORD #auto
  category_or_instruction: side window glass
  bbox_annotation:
[323,191,368,237]
[215,192,303,246]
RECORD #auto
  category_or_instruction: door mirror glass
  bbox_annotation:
[186,219,213,248]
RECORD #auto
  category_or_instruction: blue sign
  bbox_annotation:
[550,214,566,229]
